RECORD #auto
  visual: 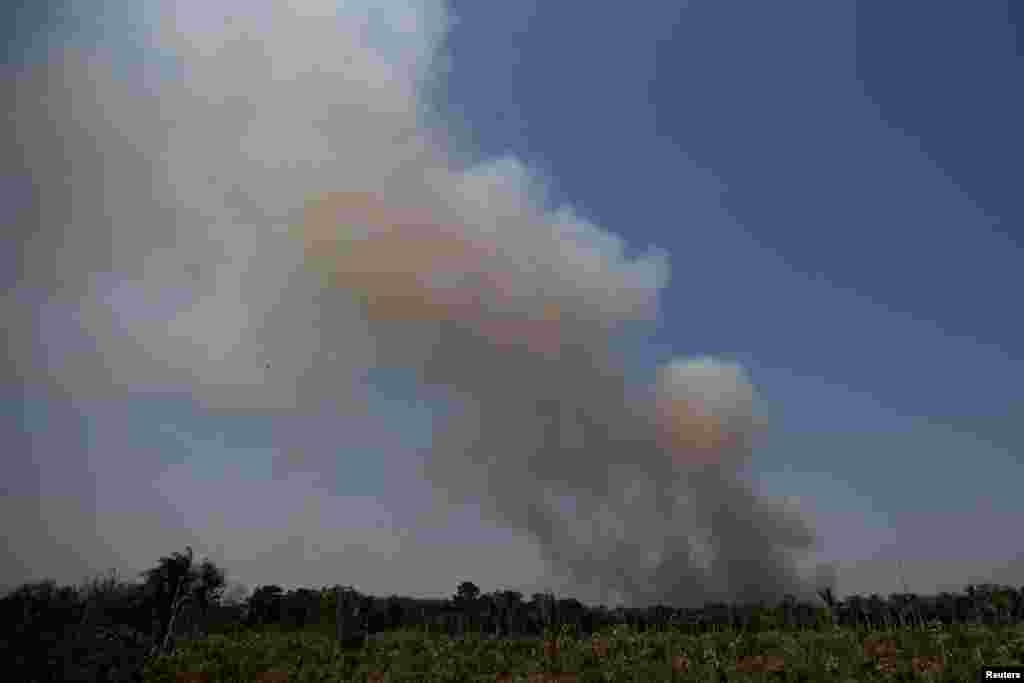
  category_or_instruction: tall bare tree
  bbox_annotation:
[140,547,225,655]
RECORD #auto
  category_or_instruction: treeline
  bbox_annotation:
[241,581,1024,639]
[3,547,1023,681]
[1,547,223,682]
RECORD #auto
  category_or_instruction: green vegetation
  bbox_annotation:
[4,547,1024,681]
[143,622,1024,682]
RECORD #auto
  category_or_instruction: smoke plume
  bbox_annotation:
[4,0,821,605]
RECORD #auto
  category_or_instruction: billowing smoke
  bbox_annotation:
[5,0,821,605]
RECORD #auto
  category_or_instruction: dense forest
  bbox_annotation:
[3,547,1023,681]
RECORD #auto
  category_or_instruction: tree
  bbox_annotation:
[141,547,193,647]
[247,584,284,626]
[490,589,524,636]
[455,581,481,604]
[191,558,227,621]
[496,589,523,607]
[140,546,226,654]
[387,595,404,630]
[866,593,888,629]
[334,587,370,647]
[319,585,341,627]
[816,587,838,628]
[282,587,319,628]
[77,568,149,632]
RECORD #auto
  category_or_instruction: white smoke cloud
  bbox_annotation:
[3,0,822,605]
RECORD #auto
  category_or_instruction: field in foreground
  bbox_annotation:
[144,624,1024,682]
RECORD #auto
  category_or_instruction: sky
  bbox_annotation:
[2,1,1022,606]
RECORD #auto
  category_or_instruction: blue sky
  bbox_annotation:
[3,1,1023,602]
[439,0,1024,591]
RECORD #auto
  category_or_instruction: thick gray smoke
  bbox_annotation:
[4,0,824,605]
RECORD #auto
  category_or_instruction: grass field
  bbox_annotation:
[143,622,1024,682]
